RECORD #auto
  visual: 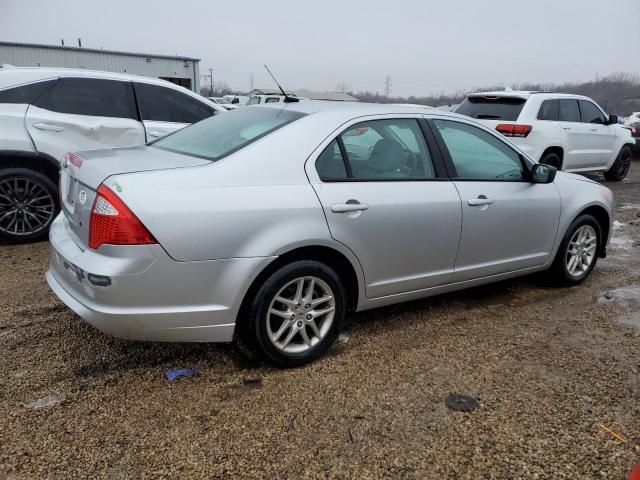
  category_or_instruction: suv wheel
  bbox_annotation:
[241,260,346,367]
[549,214,601,286]
[0,168,59,242]
[603,146,632,181]
[540,152,562,170]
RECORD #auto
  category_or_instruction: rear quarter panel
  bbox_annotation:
[0,104,34,151]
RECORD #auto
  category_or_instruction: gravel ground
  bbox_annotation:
[1,165,640,479]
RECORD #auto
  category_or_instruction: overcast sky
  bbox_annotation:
[1,0,639,96]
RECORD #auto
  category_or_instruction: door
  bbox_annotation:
[309,117,462,298]
[578,99,616,168]
[133,83,217,141]
[26,77,145,163]
[430,118,560,282]
[558,99,591,170]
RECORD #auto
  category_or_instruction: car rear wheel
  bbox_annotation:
[549,214,601,286]
[241,260,346,367]
[603,146,632,181]
[0,168,59,242]
[540,152,562,170]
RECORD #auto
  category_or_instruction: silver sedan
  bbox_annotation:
[46,102,614,367]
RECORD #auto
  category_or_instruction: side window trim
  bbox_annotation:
[316,117,448,183]
[427,117,532,182]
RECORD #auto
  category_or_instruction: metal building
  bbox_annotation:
[0,41,200,92]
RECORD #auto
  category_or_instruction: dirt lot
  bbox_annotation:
[1,166,640,479]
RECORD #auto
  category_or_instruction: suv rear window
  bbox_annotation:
[152,107,306,161]
[456,96,526,121]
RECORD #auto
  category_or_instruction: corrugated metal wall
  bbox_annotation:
[0,45,199,91]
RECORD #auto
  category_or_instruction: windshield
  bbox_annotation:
[221,95,234,104]
[456,96,526,121]
[152,107,306,161]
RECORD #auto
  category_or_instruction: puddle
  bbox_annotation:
[617,311,640,330]
[617,203,640,211]
[598,287,640,307]
[609,236,634,250]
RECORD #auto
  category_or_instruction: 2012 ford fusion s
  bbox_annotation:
[46,102,614,367]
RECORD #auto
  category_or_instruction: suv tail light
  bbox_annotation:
[496,124,532,138]
[89,185,156,250]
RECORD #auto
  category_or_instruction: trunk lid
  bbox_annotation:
[60,145,210,247]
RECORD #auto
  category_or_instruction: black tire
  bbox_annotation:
[603,146,632,181]
[0,168,59,243]
[540,152,562,170]
[548,214,601,286]
[240,260,347,368]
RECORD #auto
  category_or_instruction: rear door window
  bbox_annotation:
[579,100,606,124]
[456,96,526,121]
[0,80,55,104]
[134,83,215,124]
[537,99,559,121]
[336,119,436,180]
[34,78,137,119]
[265,97,281,103]
[558,99,580,122]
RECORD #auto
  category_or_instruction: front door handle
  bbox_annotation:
[468,196,494,206]
[32,122,65,132]
[331,202,369,213]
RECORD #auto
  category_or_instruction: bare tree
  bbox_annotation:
[335,82,352,93]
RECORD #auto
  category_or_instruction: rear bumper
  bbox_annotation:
[46,214,274,342]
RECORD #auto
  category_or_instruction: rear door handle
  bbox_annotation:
[331,202,369,213]
[468,197,494,206]
[32,122,65,132]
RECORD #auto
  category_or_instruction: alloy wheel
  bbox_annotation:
[0,176,55,237]
[266,276,336,354]
[566,225,597,277]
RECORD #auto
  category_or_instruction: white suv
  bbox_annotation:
[0,67,225,241]
[455,91,635,181]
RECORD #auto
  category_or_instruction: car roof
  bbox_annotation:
[0,66,188,89]
[467,90,591,101]
[249,100,465,123]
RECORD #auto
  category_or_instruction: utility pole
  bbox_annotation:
[384,75,392,99]
[208,68,214,96]
[249,73,254,91]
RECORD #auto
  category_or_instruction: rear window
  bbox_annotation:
[152,107,306,161]
[456,96,527,121]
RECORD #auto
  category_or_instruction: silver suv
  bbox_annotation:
[0,67,224,241]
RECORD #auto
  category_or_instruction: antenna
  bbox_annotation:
[264,65,299,103]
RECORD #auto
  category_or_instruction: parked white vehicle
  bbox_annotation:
[626,112,640,125]
[246,94,304,105]
[455,91,635,181]
[0,67,225,241]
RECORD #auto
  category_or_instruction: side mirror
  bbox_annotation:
[607,114,618,125]
[531,163,557,184]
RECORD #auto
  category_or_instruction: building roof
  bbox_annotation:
[0,41,200,62]
[249,87,357,102]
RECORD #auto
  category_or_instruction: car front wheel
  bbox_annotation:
[0,168,59,242]
[549,214,601,285]
[241,260,346,367]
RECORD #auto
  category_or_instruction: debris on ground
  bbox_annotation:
[242,378,263,388]
[600,424,626,444]
[27,395,64,410]
[613,220,626,229]
[445,394,479,412]
[338,334,350,344]
[165,366,199,382]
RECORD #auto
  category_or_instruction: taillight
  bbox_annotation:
[496,124,532,138]
[89,185,156,250]
[632,126,637,134]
